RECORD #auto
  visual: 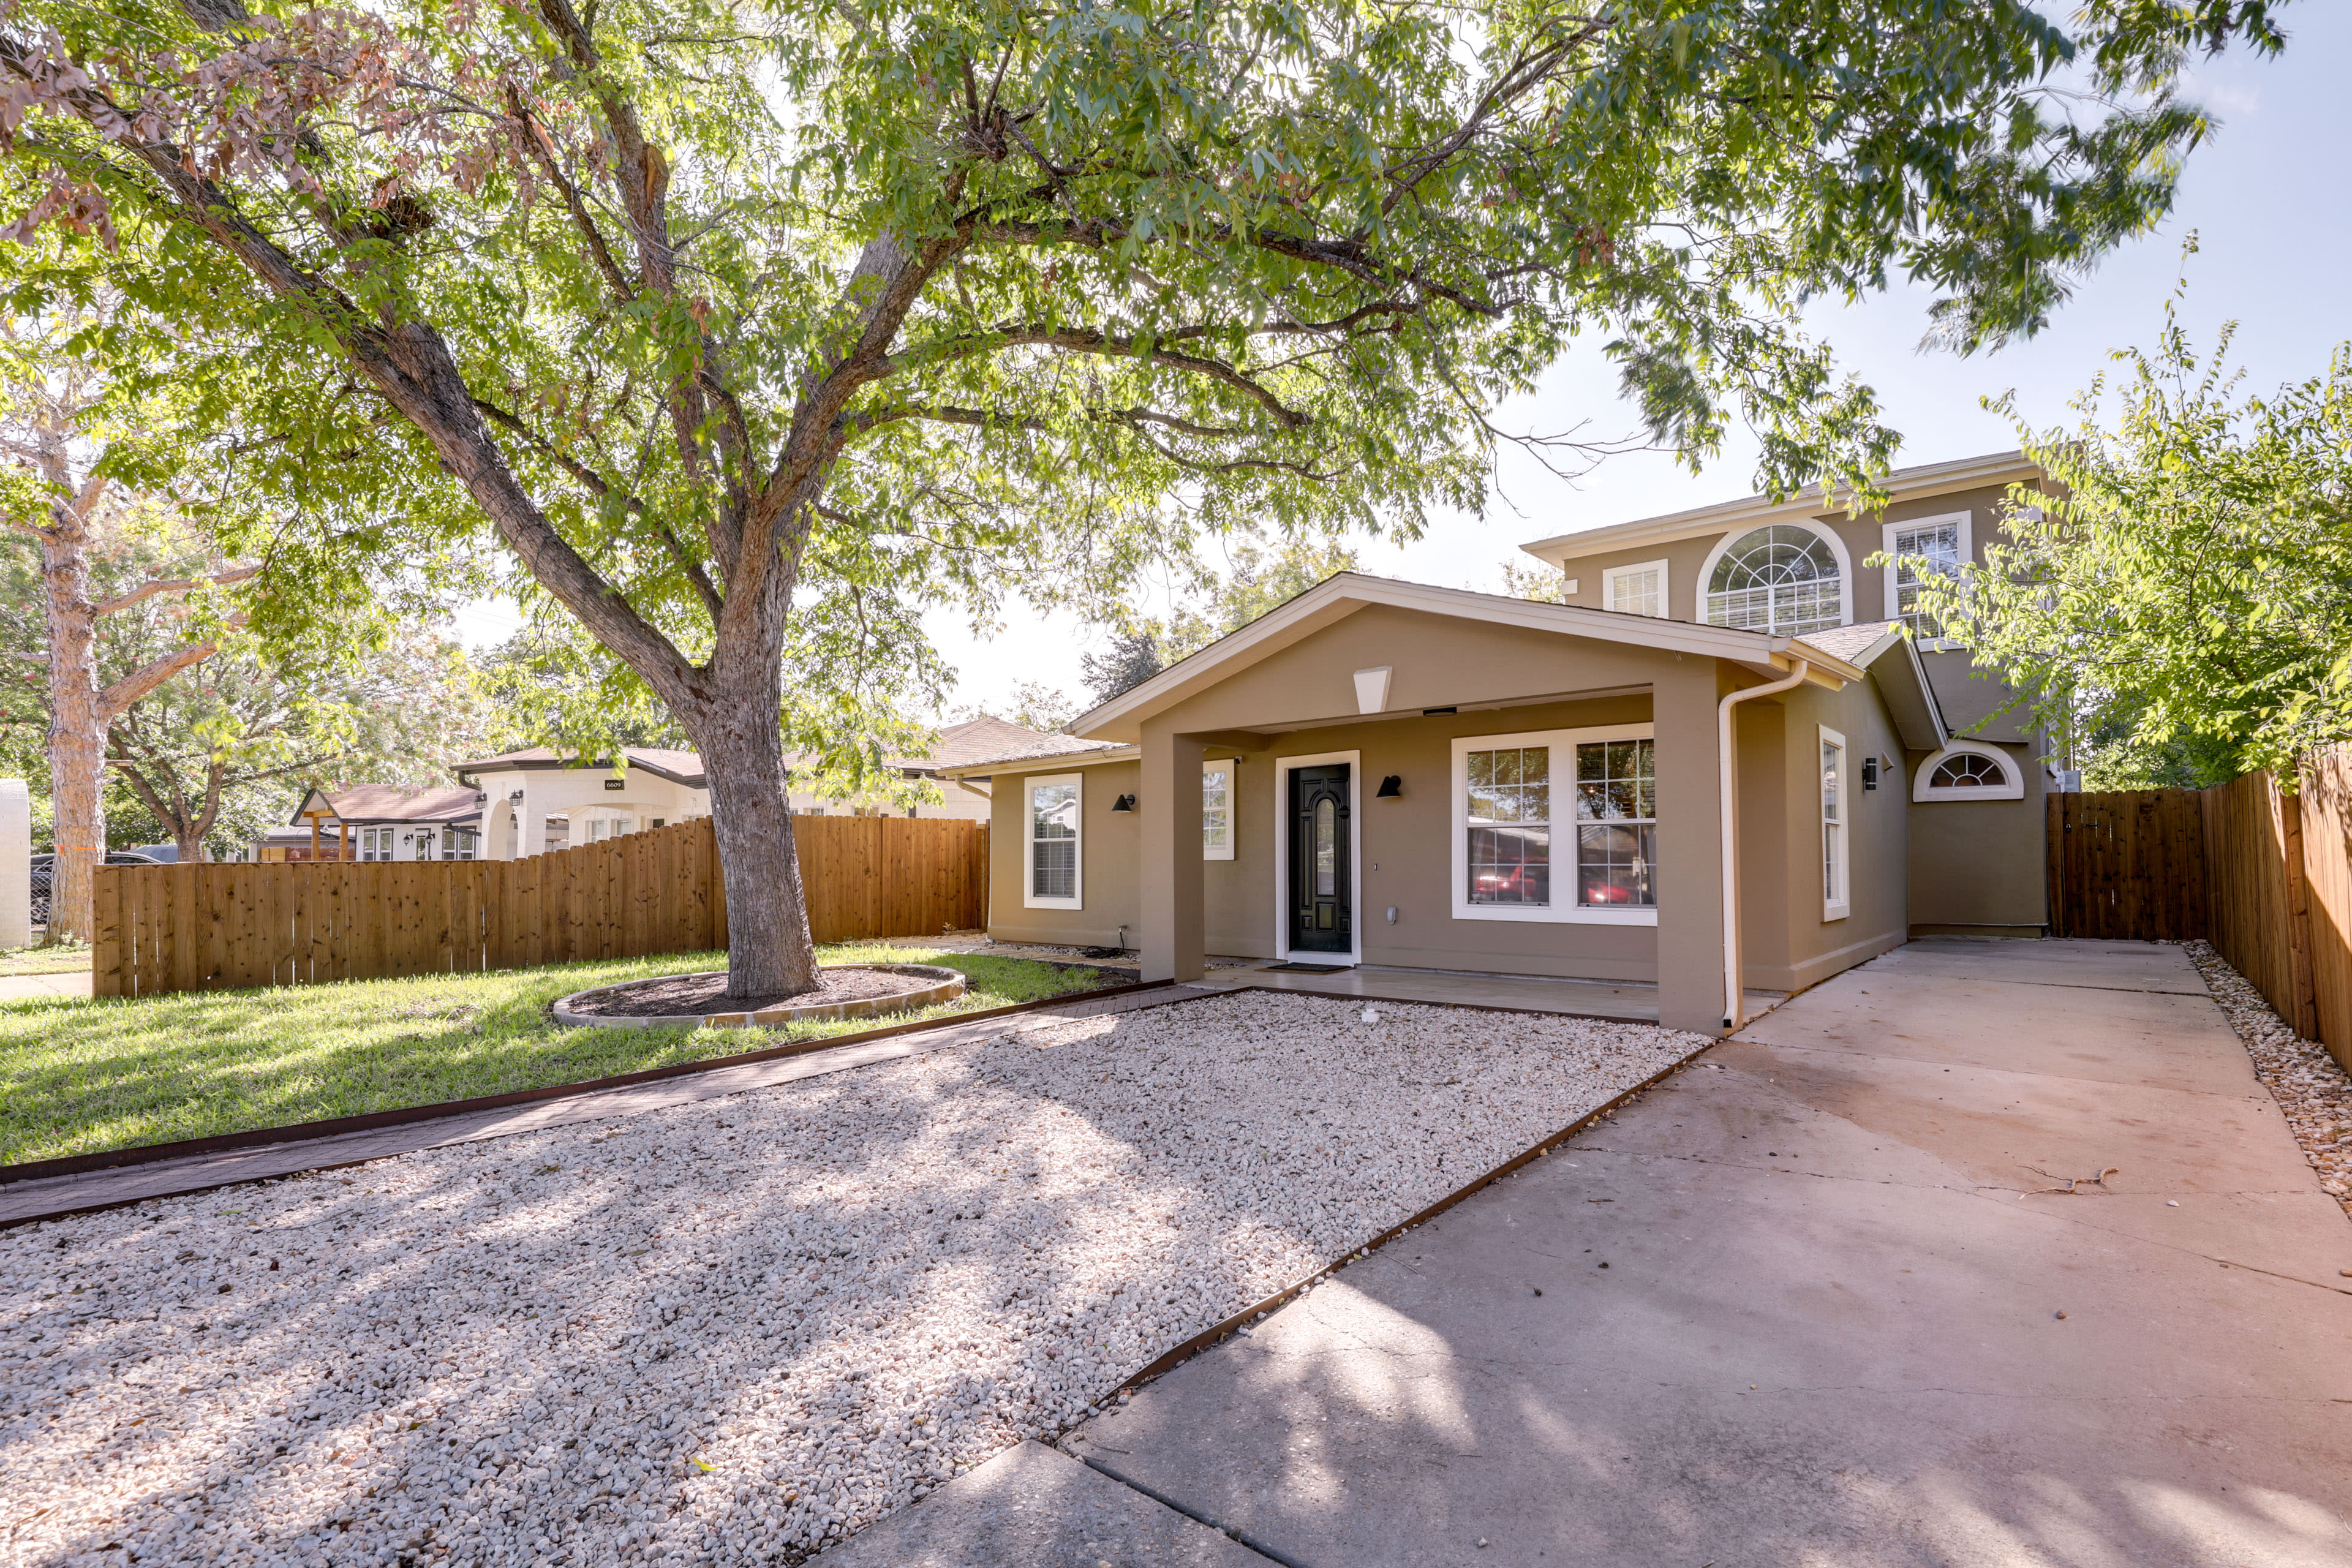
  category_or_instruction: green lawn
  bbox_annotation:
[0,944,1124,1166]
[0,943,94,976]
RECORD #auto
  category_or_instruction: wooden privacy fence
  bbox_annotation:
[2201,749,2352,1057]
[92,813,988,998]
[2045,747,2352,1068]
[2046,789,2210,941]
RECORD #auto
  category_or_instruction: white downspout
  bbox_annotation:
[1717,658,1811,1032]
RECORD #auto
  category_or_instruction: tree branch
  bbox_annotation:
[92,565,262,618]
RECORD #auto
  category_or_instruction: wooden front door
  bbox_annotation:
[1288,764,1352,954]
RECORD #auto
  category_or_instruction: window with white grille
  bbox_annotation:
[1705,525,1845,636]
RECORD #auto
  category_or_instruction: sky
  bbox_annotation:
[456,8,2352,722]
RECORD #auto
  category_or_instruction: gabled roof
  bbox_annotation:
[1068,572,1855,743]
[910,715,1124,772]
[454,747,709,788]
[1520,450,2043,567]
[290,784,484,826]
[1790,621,1950,752]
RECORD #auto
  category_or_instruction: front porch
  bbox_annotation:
[1194,957,1789,1026]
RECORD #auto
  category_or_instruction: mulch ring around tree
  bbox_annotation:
[552,963,970,1029]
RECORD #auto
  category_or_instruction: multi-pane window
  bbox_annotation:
[443,826,478,861]
[1706,525,1843,636]
[1028,778,1080,905]
[1821,729,1849,917]
[1605,562,1665,618]
[1929,753,2003,789]
[583,815,634,843]
[360,826,393,861]
[1574,739,1656,908]
[1202,764,1234,861]
[1888,517,1964,641]
[1465,746,1551,906]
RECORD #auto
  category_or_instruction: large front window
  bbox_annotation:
[1706,524,1844,636]
[1025,774,1082,908]
[1452,727,1657,924]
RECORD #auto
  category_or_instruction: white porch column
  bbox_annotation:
[1139,722,1207,983]
[514,791,549,861]
[1653,658,1732,1035]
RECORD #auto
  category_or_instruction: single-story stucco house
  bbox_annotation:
[938,451,2055,1036]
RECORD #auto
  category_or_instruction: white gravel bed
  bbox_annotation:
[2188,940,2352,1216]
[0,991,1705,1568]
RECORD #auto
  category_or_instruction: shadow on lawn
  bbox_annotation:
[0,949,1118,1165]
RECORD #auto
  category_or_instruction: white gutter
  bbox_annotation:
[1717,659,1811,1032]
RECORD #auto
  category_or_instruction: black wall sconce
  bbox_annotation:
[1376,775,1404,799]
[1861,756,1880,791]
[508,789,525,803]
[1111,794,1137,813]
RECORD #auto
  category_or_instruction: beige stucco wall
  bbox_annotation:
[984,758,1141,949]
[1906,741,2048,934]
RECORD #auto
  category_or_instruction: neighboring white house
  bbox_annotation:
[256,783,494,862]
[457,748,712,861]
[254,718,1086,864]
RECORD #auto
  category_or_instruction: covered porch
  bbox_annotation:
[1067,575,1870,1036]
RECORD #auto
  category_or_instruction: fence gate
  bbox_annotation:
[2046,789,2209,940]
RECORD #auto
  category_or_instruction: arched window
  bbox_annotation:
[1704,524,1845,636]
[1913,744,2024,801]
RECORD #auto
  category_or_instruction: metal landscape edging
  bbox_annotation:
[1101,1035,1712,1395]
[0,977,1177,1189]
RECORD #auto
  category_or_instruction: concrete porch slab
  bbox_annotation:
[1191,962,1783,1024]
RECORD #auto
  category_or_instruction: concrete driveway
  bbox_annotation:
[1047,937,2352,1567]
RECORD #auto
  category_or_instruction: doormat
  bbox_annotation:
[1265,962,1351,973]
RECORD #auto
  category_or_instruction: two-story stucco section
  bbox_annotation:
[1520,451,2053,937]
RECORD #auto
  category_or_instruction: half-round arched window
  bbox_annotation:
[1912,744,2024,801]
[1703,524,1846,636]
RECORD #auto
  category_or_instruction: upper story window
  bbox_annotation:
[1604,559,1668,618]
[1882,512,1970,646]
[1705,524,1845,636]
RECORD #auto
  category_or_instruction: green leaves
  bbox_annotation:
[1912,275,2352,785]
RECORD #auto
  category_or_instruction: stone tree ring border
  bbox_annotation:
[552,963,968,1030]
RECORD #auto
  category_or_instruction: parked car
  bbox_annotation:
[29,850,162,926]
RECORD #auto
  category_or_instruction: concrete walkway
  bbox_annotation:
[1009,938,2352,1566]
[0,968,91,1002]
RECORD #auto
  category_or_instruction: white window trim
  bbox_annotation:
[1272,750,1362,966]
[1023,772,1084,910]
[1695,521,1855,628]
[1820,724,1850,922]
[1202,758,1236,862]
[1880,510,1972,649]
[1913,742,2024,802]
[1449,725,1658,927]
[1601,558,1670,618]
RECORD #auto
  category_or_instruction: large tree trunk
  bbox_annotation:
[686,702,821,1000]
[39,520,102,946]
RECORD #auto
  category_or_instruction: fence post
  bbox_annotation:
[2277,774,2322,1039]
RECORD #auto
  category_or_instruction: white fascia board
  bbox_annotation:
[1519,450,2043,568]
[935,745,1141,781]
[1069,574,1858,742]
